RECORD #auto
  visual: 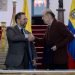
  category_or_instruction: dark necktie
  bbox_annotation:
[21,28,24,34]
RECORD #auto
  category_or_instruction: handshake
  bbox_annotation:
[26,33,42,42]
[26,33,35,41]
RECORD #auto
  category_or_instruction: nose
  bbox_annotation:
[26,18,28,21]
[24,18,27,20]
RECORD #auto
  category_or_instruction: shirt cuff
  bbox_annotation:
[74,34,75,37]
[25,34,29,38]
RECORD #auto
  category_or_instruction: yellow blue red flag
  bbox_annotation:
[68,0,75,59]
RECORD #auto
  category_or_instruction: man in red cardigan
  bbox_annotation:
[42,9,74,69]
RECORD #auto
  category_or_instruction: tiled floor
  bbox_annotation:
[0,71,75,75]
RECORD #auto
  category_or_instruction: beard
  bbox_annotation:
[20,22,27,28]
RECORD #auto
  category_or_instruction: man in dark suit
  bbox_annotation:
[5,12,36,69]
[42,9,74,69]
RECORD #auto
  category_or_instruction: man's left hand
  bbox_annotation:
[32,59,36,67]
[51,45,57,51]
[28,34,35,41]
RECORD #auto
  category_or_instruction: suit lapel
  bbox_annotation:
[14,25,25,37]
[44,19,57,41]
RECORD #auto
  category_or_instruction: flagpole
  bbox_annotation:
[56,0,65,23]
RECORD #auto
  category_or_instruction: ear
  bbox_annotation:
[17,19,20,23]
[47,14,50,18]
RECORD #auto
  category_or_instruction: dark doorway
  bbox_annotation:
[32,0,49,25]
[32,16,46,25]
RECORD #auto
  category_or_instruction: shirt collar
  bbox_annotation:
[17,25,22,30]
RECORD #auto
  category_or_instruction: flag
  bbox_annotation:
[68,0,75,69]
[22,0,32,33]
[10,1,16,26]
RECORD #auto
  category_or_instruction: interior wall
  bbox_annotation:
[0,0,73,26]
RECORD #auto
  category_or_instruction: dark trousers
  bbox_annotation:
[6,65,25,70]
[46,64,68,70]
[43,45,68,70]
[6,56,29,70]
[6,60,29,70]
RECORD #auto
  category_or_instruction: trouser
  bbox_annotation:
[48,64,68,70]
[6,55,29,70]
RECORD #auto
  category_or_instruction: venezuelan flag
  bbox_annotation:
[68,0,75,69]
[22,0,32,33]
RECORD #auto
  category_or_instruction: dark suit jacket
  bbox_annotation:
[43,19,74,67]
[5,25,36,68]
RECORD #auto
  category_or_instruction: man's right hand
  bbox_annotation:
[28,34,35,41]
